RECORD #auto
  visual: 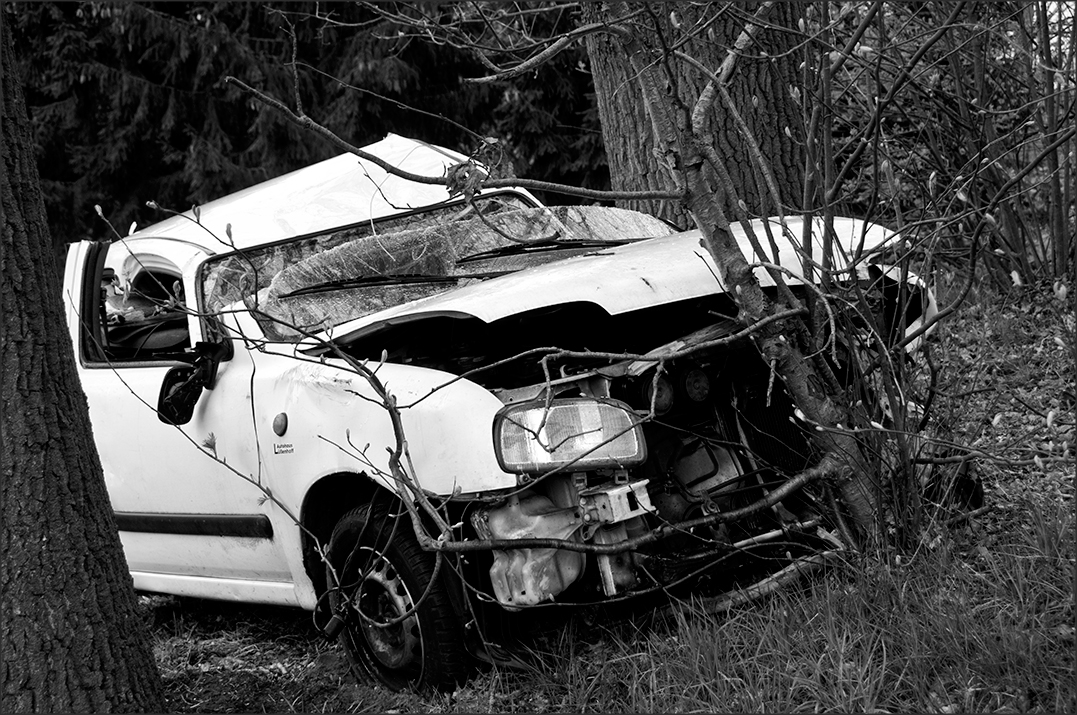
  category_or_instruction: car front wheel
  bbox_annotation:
[324,501,469,691]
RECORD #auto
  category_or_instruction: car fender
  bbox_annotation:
[233,349,516,606]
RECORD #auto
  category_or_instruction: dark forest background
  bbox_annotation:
[8,1,1072,287]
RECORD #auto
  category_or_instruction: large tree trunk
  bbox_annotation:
[1,24,165,713]
[585,2,880,538]
[582,1,805,227]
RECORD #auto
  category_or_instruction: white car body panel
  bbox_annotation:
[120,532,292,584]
[128,570,301,606]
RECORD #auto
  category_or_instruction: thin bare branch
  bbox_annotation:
[225,75,683,202]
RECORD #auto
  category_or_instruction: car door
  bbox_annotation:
[65,239,294,600]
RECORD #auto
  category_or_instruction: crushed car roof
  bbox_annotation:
[128,133,474,250]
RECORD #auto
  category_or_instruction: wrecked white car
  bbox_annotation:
[65,133,940,690]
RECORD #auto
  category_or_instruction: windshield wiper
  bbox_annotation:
[280,273,459,299]
[280,270,513,299]
[456,238,631,264]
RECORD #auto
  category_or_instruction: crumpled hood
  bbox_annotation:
[327,216,902,345]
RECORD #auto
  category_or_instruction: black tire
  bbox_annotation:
[324,501,469,691]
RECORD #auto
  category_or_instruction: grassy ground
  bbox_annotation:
[145,281,1075,713]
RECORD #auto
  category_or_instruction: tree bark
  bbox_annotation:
[1,23,165,713]
[591,2,880,538]
[582,1,805,227]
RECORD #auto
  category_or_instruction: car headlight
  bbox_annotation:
[493,398,647,475]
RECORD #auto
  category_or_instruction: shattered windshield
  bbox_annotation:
[200,194,674,342]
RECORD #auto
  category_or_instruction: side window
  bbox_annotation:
[85,245,191,363]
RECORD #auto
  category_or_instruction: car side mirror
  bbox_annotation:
[157,364,201,425]
[156,341,228,425]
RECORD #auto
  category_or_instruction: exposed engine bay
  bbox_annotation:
[336,284,919,608]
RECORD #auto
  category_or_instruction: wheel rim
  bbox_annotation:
[350,546,422,672]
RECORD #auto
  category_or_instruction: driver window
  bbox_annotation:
[93,249,191,362]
